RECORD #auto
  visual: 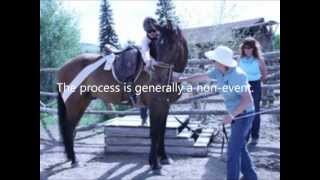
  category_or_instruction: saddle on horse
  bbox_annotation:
[104,44,145,106]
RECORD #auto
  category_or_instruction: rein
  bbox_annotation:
[219,107,280,156]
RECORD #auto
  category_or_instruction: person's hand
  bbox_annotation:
[223,114,234,124]
[177,76,188,83]
[172,75,181,83]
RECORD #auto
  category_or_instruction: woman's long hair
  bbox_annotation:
[239,37,264,60]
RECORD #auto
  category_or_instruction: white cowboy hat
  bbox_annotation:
[204,46,237,67]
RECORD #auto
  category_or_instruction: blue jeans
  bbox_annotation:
[140,107,148,120]
[227,113,257,180]
[248,80,262,140]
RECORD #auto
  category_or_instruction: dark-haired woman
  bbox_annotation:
[238,37,268,146]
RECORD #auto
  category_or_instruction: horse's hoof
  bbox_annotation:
[148,156,152,165]
[160,157,173,165]
[151,168,162,175]
[141,119,147,126]
[152,169,162,175]
[149,159,162,167]
[150,163,162,170]
[71,161,79,168]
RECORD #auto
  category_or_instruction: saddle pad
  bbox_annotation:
[103,53,116,71]
[62,56,108,102]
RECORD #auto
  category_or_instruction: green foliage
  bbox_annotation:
[40,0,81,68]
[155,0,180,25]
[99,0,120,52]
[40,0,81,93]
[40,113,101,127]
[40,102,132,127]
[273,33,280,50]
[40,113,57,126]
[80,43,99,53]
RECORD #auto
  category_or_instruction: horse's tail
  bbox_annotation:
[57,86,76,163]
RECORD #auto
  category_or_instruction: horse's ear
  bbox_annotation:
[166,19,178,33]
[166,19,173,30]
[154,23,161,31]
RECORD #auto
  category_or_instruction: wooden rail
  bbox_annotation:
[40,51,280,72]
[40,107,228,116]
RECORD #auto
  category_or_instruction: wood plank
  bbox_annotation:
[104,115,189,137]
[105,136,194,146]
[105,144,208,156]
[105,127,178,138]
[105,126,194,146]
[104,125,196,139]
[41,107,228,116]
[104,129,215,156]
[104,115,189,129]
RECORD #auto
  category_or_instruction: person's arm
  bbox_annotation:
[231,91,253,118]
[235,56,240,64]
[140,37,151,64]
[179,68,218,83]
[223,73,254,124]
[224,90,253,124]
[179,73,211,83]
[258,58,268,82]
[140,37,153,72]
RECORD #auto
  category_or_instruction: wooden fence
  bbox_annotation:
[40,50,280,117]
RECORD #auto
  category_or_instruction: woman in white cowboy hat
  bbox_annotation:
[178,45,258,180]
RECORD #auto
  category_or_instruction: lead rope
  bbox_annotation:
[219,107,280,155]
[221,124,229,155]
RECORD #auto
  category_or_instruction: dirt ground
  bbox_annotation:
[40,113,279,180]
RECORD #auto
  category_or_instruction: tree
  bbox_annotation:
[99,0,120,52]
[155,0,180,25]
[40,0,81,93]
[40,0,80,68]
[273,33,280,50]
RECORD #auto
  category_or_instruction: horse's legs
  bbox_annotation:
[57,91,91,166]
[140,107,148,126]
[63,117,78,165]
[158,113,168,159]
[157,104,173,165]
[67,99,91,165]
[148,101,162,171]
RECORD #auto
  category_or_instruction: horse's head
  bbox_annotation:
[154,20,188,73]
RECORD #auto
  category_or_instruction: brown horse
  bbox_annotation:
[56,20,188,174]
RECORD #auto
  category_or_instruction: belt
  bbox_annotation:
[231,110,255,124]
[249,79,261,83]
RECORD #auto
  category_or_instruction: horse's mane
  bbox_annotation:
[173,26,188,73]
[175,27,183,40]
[151,24,188,73]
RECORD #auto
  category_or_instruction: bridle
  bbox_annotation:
[149,28,182,90]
